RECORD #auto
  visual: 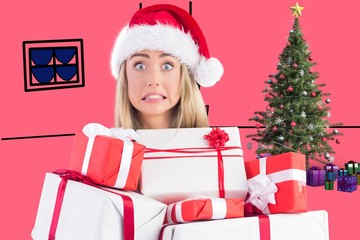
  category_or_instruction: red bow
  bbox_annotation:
[204,127,229,149]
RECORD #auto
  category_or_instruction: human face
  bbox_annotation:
[126,50,181,127]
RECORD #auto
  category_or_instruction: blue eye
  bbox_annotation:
[135,63,146,70]
[163,63,173,71]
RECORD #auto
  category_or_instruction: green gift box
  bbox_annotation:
[357,173,360,185]
[325,180,334,190]
[345,160,360,175]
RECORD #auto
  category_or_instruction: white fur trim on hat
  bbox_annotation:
[110,24,222,87]
[195,57,224,87]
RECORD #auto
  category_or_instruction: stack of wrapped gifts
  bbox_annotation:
[32,123,330,240]
[307,160,359,191]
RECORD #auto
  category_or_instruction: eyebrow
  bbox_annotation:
[130,52,172,60]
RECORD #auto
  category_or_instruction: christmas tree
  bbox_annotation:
[247,3,343,168]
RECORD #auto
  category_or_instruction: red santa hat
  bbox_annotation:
[110,4,223,87]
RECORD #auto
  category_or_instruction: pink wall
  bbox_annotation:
[0,0,358,239]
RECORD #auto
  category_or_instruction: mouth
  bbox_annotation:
[142,94,167,101]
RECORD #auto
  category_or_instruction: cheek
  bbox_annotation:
[127,71,144,96]
[167,75,181,98]
[127,81,140,105]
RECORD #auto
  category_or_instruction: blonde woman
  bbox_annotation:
[110,4,223,129]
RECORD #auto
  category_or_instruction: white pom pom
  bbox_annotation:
[194,57,224,87]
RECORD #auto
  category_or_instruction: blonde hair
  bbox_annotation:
[114,61,209,129]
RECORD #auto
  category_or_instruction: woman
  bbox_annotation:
[110,4,224,129]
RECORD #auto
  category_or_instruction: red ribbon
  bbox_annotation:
[204,128,230,198]
[244,201,263,217]
[258,215,271,240]
[49,169,134,240]
[216,148,225,198]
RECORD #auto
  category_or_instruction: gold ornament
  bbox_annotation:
[290,2,304,18]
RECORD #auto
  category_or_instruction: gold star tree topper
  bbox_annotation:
[290,2,304,18]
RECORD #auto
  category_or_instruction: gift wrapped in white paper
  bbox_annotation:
[160,210,329,240]
[136,127,247,204]
[31,173,167,240]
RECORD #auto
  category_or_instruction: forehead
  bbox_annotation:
[129,50,178,60]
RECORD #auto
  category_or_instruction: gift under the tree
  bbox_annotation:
[31,171,167,240]
[136,127,247,204]
[324,163,338,179]
[344,160,360,175]
[337,175,357,192]
[69,123,145,190]
[165,197,244,224]
[244,152,307,215]
[325,170,336,181]
[325,180,334,190]
[160,210,329,240]
[306,166,325,186]
[338,168,348,177]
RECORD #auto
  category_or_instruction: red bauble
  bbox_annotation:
[280,104,284,109]
[318,105,323,110]
[256,123,261,129]
[311,92,316,97]
[336,139,341,144]
[309,67,314,73]
[279,74,285,80]
[322,137,327,141]
[265,94,271,98]
[292,63,298,68]
[272,126,278,132]
[287,86,293,92]
[290,121,296,127]
[308,56,313,61]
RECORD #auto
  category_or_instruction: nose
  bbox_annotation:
[147,67,161,87]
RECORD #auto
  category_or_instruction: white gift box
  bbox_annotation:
[136,127,247,204]
[31,172,167,240]
[160,210,329,240]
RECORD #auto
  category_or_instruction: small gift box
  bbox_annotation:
[325,180,334,190]
[165,197,244,224]
[324,163,338,179]
[325,171,336,181]
[160,210,329,240]
[307,166,325,186]
[337,175,357,192]
[69,123,145,190]
[338,168,348,177]
[345,160,360,175]
[244,152,307,215]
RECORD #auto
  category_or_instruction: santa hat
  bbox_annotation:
[110,4,223,87]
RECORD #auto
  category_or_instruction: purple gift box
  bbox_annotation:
[307,166,326,186]
[337,175,357,192]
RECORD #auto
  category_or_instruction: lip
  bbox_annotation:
[142,92,167,101]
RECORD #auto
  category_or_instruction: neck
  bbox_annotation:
[138,111,173,129]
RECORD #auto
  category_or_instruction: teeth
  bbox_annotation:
[144,95,164,100]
